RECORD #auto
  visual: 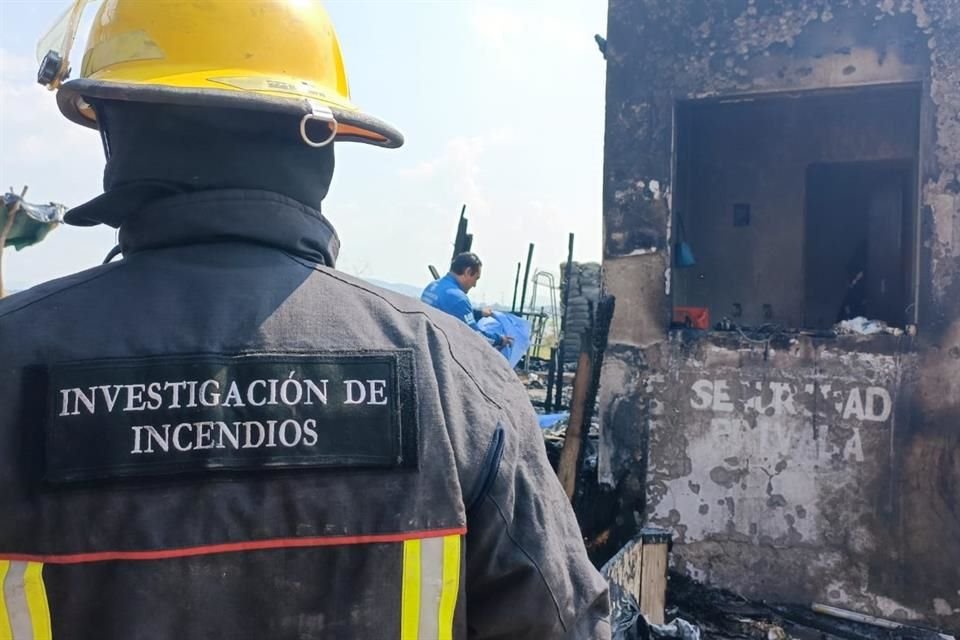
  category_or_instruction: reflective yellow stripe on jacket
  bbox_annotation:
[0,560,52,640]
[400,534,461,640]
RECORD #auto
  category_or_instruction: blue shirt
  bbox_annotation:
[421,273,503,345]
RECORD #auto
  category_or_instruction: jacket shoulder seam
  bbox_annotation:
[0,264,123,320]
[485,492,569,632]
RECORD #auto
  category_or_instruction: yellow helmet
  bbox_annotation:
[37,0,402,148]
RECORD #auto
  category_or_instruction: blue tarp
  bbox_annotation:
[478,311,531,367]
[538,412,569,428]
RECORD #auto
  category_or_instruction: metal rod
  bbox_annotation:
[533,306,546,357]
[554,233,575,409]
[523,306,547,375]
[810,604,902,630]
[511,261,521,313]
[518,243,534,316]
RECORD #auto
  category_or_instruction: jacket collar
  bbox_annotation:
[442,272,466,292]
[116,189,340,266]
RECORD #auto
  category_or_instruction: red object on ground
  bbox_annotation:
[674,306,710,329]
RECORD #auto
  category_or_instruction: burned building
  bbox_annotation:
[598,0,960,630]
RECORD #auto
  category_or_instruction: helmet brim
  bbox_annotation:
[57,79,404,149]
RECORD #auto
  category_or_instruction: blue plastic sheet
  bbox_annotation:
[478,311,531,367]
[538,412,569,429]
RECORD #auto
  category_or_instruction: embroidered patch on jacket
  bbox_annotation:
[45,352,418,483]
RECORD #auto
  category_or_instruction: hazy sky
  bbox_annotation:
[0,0,607,305]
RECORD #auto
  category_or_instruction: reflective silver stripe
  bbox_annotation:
[400,534,462,639]
[417,537,444,640]
[4,562,33,640]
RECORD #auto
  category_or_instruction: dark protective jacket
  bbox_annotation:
[0,190,610,640]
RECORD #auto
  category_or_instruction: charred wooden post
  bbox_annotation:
[553,233,575,410]
[518,243,535,316]
[544,346,557,412]
[557,327,594,499]
[510,261,521,313]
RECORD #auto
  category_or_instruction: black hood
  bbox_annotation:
[66,99,336,227]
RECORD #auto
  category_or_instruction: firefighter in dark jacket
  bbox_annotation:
[0,1,610,638]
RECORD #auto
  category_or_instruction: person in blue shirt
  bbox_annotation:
[422,252,514,349]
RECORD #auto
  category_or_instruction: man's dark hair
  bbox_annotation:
[451,252,482,275]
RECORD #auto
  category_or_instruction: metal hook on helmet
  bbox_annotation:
[300,102,338,148]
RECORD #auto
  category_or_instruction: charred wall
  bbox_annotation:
[599,0,960,629]
[673,86,920,329]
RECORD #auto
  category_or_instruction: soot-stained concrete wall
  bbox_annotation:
[599,0,960,629]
